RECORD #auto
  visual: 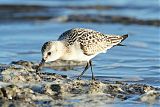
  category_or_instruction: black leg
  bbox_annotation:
[89,60,96,80]
[77,62,90,80]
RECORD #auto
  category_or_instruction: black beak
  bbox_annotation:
[36,58,45,73]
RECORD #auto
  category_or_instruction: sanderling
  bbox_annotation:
[36,28,128,80]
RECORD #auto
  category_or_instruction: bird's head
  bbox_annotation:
[41,41,64,63]
[36,41,64,72]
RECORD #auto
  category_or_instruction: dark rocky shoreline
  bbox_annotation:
[0,4,159,26]
[0,60,159,107]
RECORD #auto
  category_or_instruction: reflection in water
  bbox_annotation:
[44,60,86,71]
[46,65,79,71]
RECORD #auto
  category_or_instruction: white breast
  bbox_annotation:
[60,43,97,62]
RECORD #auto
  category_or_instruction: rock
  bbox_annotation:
[139,90,160,103]
[1,66,41,83]
[0,60,159,106]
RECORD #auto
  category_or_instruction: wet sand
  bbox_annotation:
[0,60,159,107]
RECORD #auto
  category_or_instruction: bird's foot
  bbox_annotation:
[77,76,82,80]
[92,76,96,81]
[36,72,42,78]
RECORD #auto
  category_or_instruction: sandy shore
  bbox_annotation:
[0,60,159,107]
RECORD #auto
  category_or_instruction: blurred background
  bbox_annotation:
[0,0,159,86]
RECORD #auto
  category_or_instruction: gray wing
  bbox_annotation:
[58,29,74,40]
[58,28,84,40]
[79,34,128,56]
[58,28,103,45]
[58,28,81,45]
[58,28,110,55]
[58,28,128,55]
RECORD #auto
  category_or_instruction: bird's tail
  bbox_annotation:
[121,34,128,42]
[105,34,128,46]
[117,34,128,46]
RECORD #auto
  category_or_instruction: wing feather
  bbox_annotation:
[57,28,128,56]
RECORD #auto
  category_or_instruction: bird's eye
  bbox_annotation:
[47,52,51,55]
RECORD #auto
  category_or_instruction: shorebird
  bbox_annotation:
[36,28,128,80]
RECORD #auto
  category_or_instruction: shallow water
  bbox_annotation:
[0,0,159,106]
